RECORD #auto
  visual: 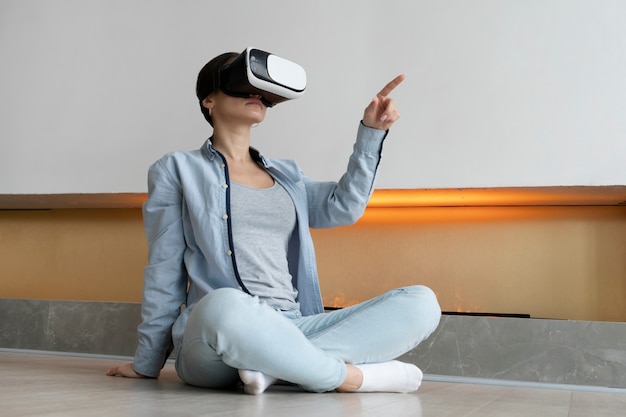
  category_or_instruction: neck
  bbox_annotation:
[211,125,252,162]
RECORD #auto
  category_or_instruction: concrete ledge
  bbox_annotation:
[2,298,625,389]
[0,298,140,356]
[400,315,626,389]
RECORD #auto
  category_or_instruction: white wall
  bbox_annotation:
[1,0,625,193]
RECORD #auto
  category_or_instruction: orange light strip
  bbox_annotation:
[0,186,625,210]
[368,186,626,208]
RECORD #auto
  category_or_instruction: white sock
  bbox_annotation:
[355,361,423,393]
[238,369,277,395]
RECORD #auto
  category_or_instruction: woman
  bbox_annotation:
[107,51,441,394]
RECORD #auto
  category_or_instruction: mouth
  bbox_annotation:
[246,98,265,108]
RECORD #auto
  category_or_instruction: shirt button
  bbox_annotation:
[226,250,232,256]
[220,164,225,169]
[222,214,228,220]
[222,184,228,189]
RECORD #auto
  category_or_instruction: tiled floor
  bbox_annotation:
[1,350,624,417]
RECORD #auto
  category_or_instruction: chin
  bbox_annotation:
[251,115,266,125]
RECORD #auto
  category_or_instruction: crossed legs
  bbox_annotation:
[175,286,441,393]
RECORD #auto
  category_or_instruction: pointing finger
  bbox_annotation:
[377,74,405,97]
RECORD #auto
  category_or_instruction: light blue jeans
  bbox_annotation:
[175,285,441,392]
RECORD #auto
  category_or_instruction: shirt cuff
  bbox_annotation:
[132,344,170,378]
[355,121,388,154]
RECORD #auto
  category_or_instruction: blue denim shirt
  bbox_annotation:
[132,123,388,377]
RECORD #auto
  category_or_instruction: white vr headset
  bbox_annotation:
[217,47,307,107]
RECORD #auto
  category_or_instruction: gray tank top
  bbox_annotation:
[230,181,299,311]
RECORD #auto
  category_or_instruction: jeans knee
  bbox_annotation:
[401,285,442,333]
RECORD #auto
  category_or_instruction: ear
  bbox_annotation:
[201,95,214,110]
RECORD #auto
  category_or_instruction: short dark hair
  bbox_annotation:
[196,52,239,126]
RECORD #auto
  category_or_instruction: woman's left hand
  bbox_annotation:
[362,74,405,131]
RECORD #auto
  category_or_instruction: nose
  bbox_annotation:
[249,93,262,99]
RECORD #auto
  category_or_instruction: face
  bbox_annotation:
[202,90,267,128]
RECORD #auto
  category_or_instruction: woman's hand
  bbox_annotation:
[106,363,147,378]
[362,74,405,131]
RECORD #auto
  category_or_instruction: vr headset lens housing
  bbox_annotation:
[218,48,306,107]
